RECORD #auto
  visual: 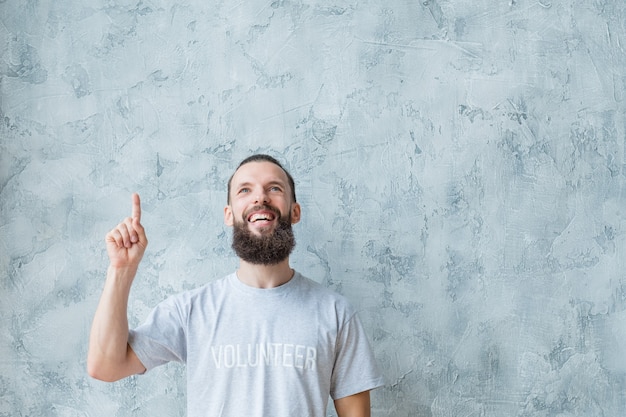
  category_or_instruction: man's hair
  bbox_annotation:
[227,154,297,204]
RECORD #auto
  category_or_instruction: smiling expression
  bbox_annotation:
[224,161,301,235]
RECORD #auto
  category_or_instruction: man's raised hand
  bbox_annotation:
[105,193,148,270]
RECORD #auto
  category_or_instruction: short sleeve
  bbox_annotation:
[128,296,187,371]
[330,313,385,399]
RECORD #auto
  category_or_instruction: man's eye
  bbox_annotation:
[239,188,250,193]
[270,186,282,192]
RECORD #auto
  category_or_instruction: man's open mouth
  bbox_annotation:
[245,206,280,224]
[248,212,276,222]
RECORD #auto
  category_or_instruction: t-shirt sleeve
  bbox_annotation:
[330,312,385,399]
[128,296,187,372]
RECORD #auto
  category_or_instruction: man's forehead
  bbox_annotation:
[231,161,289,184]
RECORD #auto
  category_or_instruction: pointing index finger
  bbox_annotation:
[132,193,141,222]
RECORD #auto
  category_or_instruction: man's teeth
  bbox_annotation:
[250,213,274,222]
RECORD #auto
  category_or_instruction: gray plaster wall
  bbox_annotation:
[2,1,626,416]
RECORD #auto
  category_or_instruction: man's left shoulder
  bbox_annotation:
[295,273,355,309]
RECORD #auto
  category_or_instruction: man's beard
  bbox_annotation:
[231,207,296,265]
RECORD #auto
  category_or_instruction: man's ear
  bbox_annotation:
[224,205,234,226]
[290,203,301,224]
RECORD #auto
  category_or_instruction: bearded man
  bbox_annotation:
[87,154,384,417]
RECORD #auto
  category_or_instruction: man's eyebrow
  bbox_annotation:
[234,179,287,188]
[267,180,287,187]
[234,181,252,188]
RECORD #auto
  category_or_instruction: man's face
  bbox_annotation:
[224,161,301,264]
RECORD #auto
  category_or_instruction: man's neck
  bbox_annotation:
[236,259,294,289]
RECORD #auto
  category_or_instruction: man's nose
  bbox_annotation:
[254,189,269,204]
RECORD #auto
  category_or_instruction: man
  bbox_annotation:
[88,154,384,416]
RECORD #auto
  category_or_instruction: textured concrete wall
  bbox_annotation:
[2,1,626,416]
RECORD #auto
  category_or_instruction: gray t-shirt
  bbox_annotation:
[129,271,384,417]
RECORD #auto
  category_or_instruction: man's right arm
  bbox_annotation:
[87,193,148,382]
